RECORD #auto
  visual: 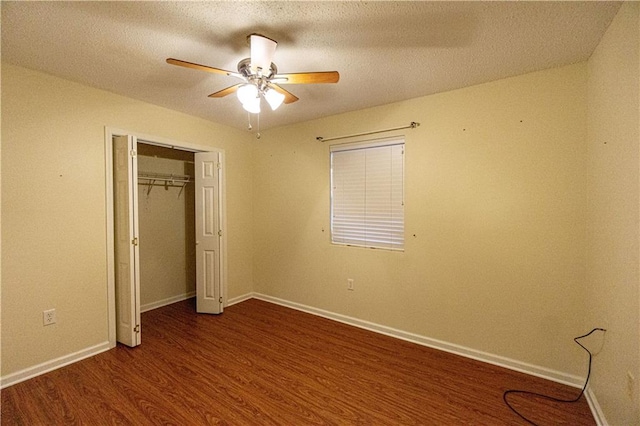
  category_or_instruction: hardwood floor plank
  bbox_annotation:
[2,298,595,425]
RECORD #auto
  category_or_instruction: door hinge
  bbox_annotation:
[219,297,223,304]
[130,149,137,157]
[134,324,140,333]
[218,230,223,237]
[217,162,221,170]
[132,237,138,246]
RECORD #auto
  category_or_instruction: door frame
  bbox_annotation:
[104,126,227,348]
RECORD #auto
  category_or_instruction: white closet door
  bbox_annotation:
[113,135,141,346]
[195,151,222,314]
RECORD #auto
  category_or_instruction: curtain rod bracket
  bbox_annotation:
[316,121,420,143]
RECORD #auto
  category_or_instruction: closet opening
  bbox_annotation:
[137,143,196,313]
[108,130,225,348]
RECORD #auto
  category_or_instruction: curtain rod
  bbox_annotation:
[316,121,420,143]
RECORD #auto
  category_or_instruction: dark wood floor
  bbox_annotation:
[2,298,595,425]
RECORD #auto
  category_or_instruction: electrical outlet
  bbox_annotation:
[347,279,354,291]
[43,309,56,326]
[627,371,635,399]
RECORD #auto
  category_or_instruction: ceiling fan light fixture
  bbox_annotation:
[250,34,277,74]
[242,95,261,114]
[264,88,285,110]
[237,83,259,105]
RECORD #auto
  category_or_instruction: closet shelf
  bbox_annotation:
[138,171,192,183]
[138,171,193,196]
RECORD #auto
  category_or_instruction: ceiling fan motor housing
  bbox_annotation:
[237,58,277,79]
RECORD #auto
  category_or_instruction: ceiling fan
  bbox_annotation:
[167,33,340,114]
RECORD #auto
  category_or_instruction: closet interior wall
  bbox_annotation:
[137,143,196,311]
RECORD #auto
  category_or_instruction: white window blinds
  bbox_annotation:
[330,138,405,251]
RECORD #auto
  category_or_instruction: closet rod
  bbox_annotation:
[138,172,192,197]
[138,172,192,183]
[316,121,420,143]
[138,177,191,184]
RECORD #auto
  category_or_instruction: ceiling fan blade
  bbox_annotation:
[270,84,299,104]
[273,71,340,84]
[166,58,237,77]
[249,34,277,74]
[208,84,243,98]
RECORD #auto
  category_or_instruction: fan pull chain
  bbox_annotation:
[246,111,261,140]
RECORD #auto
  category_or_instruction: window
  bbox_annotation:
[330,137,405,251]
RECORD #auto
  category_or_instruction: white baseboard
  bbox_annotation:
[585,387,608,426]
[141,292,195,313]
[1,341,111,389]
[226,292,254,307]
[252,293,584,389]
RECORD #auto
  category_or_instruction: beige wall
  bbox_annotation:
[1,64,254,376]
[586,2,640,424]
[254,63,589,376]
[137,150,195,308]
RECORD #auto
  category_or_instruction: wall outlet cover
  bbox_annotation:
[43,309,56,326]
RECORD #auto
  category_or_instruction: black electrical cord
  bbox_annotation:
[503,328,606,425]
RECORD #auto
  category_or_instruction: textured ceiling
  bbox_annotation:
[1,1,621,131]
